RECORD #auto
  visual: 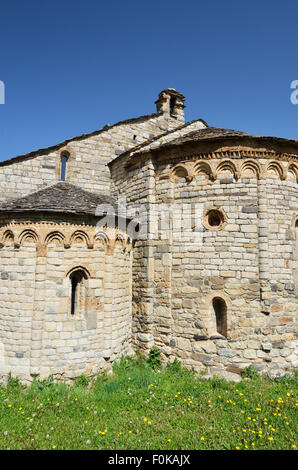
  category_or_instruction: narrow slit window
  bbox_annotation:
[60,155,68,181]
[212,297,227,337]
[70,269,87,315]
[170,96,176,114]
[71,276,79,315]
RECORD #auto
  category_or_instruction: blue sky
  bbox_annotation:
[0,0,297,162]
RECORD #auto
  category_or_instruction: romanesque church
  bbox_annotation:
[0,89,297,382]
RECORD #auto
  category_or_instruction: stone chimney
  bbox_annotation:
[155,89,185,123]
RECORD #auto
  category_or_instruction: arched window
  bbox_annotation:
[60,154,68,181]
[69,269,88,315]
[203,208,226,231]
[212,297,227,337]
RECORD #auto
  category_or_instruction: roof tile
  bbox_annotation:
[0,182,117,216]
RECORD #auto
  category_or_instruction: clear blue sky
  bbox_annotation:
[0,0,297,162]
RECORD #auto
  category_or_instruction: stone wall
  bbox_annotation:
[0,103,184,204]
[0,214,132,382]
[0,88,297,380]
[109,143,298,377]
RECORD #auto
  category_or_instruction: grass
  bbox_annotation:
[0,355,297,450]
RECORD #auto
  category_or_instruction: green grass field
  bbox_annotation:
[0,354,297,450]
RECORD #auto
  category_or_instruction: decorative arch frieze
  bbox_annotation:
[215,159,239,181]
[240,160,262,179]
[170,163,190,182]
[94,230,110,248]
[163,157,297,183]
[45,231,66,247]
[0,222,129,256]
[193,161,214,180]
[19,229,39,245]
[288,162,298,183]
[115,233,126,249]
[266,160,287,180]
[0,229,14,247]
[70,230,93,249]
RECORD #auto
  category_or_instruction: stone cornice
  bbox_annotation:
[159,148,298,164]
[0,219,132,256]
[157,154,298,184]
[124,138,298,171]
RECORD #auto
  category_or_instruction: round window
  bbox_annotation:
[207,210,223,227]
[203,208,227,231]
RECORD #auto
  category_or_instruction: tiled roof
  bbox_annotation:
[162,127,249,144]
[111,119,208,162]
[120,126,298,167]
[0,182,117,216]
[156,127,298,149]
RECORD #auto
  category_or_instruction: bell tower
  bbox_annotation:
[155,88,185,123]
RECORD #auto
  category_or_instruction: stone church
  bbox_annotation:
[0,89,297,382]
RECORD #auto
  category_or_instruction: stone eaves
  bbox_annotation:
[149,127,298,151]
[0,112,162,168]
[122,127,298,168]
[0,182,117,217]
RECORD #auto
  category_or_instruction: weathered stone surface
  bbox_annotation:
[243,349,257,359]
[161,346,172,356]
[0,182,117,216]
[261,343,272,352]
[191,353,212,363]
[226,365,243,375]
[0,88,297,382]
[211,369,242,383]
[217,349,236,357]
[194,334,209,341]
[267,369,293,379]
[200,341,217,354]
[272,341,285,349]
[137,333,154,343]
